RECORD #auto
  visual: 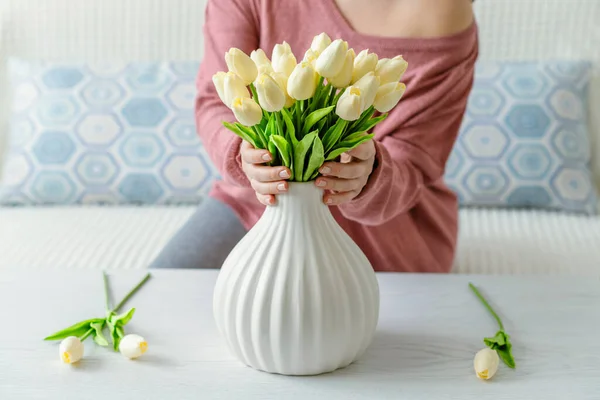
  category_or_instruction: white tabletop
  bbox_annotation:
[1,270,598,399]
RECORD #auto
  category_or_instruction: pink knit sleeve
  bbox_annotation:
[195,0,260,187]
[339,34,478,226]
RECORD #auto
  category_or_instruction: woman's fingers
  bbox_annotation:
[319,160,370,179]
[241,140,272,164]
[256,193,275,206]
[245,164,291,182]
[250,178,288,196]
[323,190,360,205]
[316,176,362,192]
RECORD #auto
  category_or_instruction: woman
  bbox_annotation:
[150,0,478,272]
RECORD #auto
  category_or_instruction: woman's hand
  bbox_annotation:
[315,140,376,206]
[241,140,291,206]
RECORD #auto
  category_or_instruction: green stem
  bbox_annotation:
[249,83,259,104]
[295,101,301,132]
[112,273,151,313]
[332,88,343,106]
[469,283,505,331]
[79,328,94,341]
[103,271,111,312]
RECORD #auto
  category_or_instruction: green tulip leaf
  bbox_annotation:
[267,139,278,165]
[44,318,104,341]
[223,121,259,149]
[293,131,318,181]
[266,112,276,138]
[303,105,335,134]
[349,106,375,132]
[90,321,109,346]
[270,135,291,169]
[325,146,353,161]
[321,118,348,153]
[349,114,387,137]
[111,307,136,326]
[303,136,325,181]
[280,108,297,145]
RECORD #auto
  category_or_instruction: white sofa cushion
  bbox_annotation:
[0,206,598,276]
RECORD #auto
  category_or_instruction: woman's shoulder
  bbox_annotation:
[409,0,474,38]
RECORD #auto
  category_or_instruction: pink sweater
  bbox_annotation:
[196,0,478,273]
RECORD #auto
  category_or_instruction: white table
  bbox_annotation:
[1,270,598,399]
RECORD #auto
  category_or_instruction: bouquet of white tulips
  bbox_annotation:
[213,33,407,181]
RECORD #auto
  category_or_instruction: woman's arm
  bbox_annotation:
[331,4,478,226]
[195,0,259,187]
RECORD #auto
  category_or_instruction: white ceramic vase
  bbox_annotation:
[213,182,380,375]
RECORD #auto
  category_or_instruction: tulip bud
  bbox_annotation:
[352,49,378,84]
[336,86,363,121]
[272,41,297,77]
[310,32,332,56]
[375,55,408,85]
[474,348,499,380]
[119,334,148,359]
[329,49,355,88]
[225,48,258,86]
[315,39,349,78]
[270,72,295,108]
[287,61,318,101]
[212,71,228,104]
[303,49,319,68]
[223,72,250,108]
[250,49,274,75]
[255,73,286,112]
[373,82,406,113]
[354,72,380,112]
[59,336,84,364]
[232,97,263,126]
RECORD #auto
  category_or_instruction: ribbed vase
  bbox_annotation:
[213,182,380,375]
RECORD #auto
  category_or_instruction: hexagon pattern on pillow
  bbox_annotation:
[444,61,597,214]
[1,60,218,205]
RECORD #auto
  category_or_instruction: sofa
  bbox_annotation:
[1,0,599,275]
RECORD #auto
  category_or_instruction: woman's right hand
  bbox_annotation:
[241,140,290,206]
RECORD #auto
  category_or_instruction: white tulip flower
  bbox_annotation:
[352,49,378,84]
[255,73,286,112]
[119,334,148,359]
[59,336,84,364]
[272,41,297,77]
[225,48,258,86]
[302,49,319,68]
[287,61,318,101]
[474,348,500,380]
[270,71,295,108]
[335,86,363,121]
[329,49,355,88]
[232,97,263,126]
[222,72,250,108]
[310,32,332,56]
[353,72,380,111]
[374,55,408,85]
[315,39,349,78]
[373,82,406,113]
[212,71,228,104]
[250,49,274,75]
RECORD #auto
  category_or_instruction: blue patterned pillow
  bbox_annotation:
[445,61,597,214]
[1,59,219,205]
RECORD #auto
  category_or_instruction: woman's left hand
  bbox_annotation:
[315,140,377,206]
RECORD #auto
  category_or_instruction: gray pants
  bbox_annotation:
[149,197,247,269]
